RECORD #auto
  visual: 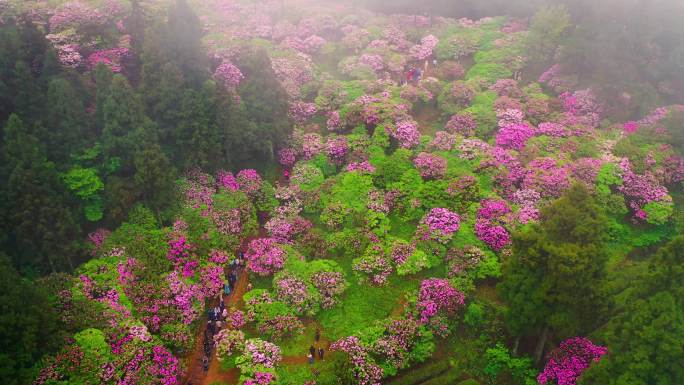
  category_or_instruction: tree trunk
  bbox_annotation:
[534,325,550,365]
[513,336,520,355]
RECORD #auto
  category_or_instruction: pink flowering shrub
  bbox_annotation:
[413,153,447,180]
[87,48,129,73]
[496,123,535,150]
[416,278,465,323]
[490,79,523,98]
[238,338,282,370]
[311,271,348,309]
[237,169,263,196]
[327,110,342,131]
[389,120,421,148]
[537,122,568,137]
[278,148,297,168]
[410,34,439,60]
[353,245,392,286]
[523,158,571,198]
[538,337,607,385]
[417,208,461,244]
[330,336,384,385]
[359,54,385,72]
[216,170,239,191]
[445,112,477,136]
[301,133,325,159]
[618,158,672,223]
[214,61,244,88]
[245,238,286,276]
[87,228,110,254]
[347,160,376,174]
[289,101,317,123]
[214,329,246,361]
[475,199,511,251]
[274,277,314,314]
[430,131,456,151]
[327,136,349,164]
[496,108,524,127]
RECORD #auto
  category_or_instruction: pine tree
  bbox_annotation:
[499,184,609,363]
[44,78,87,164]
[2,114,81,273]
[174,81,223,171]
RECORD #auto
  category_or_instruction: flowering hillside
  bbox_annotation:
[1,1,684,385]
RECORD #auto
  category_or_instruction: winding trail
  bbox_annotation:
[181,174,328,384]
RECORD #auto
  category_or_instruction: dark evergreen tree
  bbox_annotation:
[2,114,81,273]
[0,255,63,385]
[174,81,224,171]
[580,236,684,385]
[230,48,292,165]
[499,184,609,363]
[44,78,87,164]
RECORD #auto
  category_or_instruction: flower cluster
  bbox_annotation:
[618,158,672,222]
[326,110,342,131]
[523,158,571,198]
[311,271,348,309]
[245,238,286,276]
[289,101,317,123]
[347,160,376,174]
[214,329,246,360]
[274,277,313,314]
[216,170,239,191]
[237,169,263,196]
[496,123,535,150]
[327,136,349,164]
[416,278,465,323]
[353,245,392,286]
[538,337,608,385]
[87,48,129,73]
[413,152,447,180]
[475,199,511,251]
[410,34,439,60]
[330,336,383,385]
[359,54,385,72]
[430,131,456,151]
[258,314,304,340]
[390,120,421,148]
[301,133,325,159]
[214,61,244,88]
[242,339,282,368]
[418,208,461,243]
[445,246,484,278]
[537,122,568,137]
[278,148,297,168]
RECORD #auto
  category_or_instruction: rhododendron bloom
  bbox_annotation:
[413,152,447,179]
[418,208,461,243]
[538,337,607,385]
[213,61,244,88]
[244,238,286,276]
[416,278,465,323]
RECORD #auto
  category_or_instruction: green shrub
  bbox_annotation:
[384,360,451,385]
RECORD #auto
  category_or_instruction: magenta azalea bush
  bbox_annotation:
[538,337,608,385]
[245,238,286,276]
[418,208,461,244]
[413,152,447,180]
[416,278,465,323]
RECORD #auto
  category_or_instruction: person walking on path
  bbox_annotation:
[307,353,314,365]
[202,356,209,372]
[314,329,320,342]
[309,345,316,360]
[318,347,324,360]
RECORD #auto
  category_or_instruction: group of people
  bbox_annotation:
[307,329,326,365]
[200,252,245,373]
[404,64,424,84]
[401,59,437,86]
